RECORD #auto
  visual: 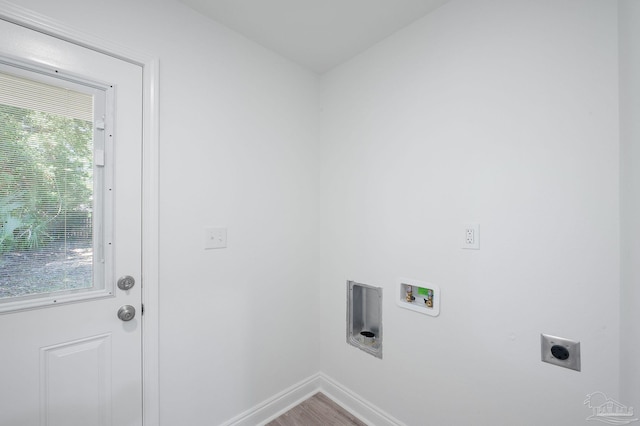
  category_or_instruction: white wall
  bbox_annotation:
[3,0,630,425]
[619,0,640,411]
[6,1,321,424]
[319,1,620,424]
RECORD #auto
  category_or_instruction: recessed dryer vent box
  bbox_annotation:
[397,277,440,317]
[347,281,382,359]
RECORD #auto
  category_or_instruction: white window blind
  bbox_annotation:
[0,69,96,299]
[0,71,93,121]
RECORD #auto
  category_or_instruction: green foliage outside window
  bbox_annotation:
[0,104,93,253]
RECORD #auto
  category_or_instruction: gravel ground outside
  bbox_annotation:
[0,241,93,299]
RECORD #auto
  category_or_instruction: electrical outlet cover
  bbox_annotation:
[541,333,581,371]
[462,223,480,250]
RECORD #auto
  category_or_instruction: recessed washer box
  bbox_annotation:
[397,277,440,317]
[347,281,382,359]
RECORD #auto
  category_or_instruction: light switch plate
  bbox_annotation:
[541,333,581,371]
[204,227,227,249]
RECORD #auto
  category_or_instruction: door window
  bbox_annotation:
[0,60,112,311]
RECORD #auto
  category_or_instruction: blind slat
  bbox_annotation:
[0,72,93,121]
[0,67,95,298]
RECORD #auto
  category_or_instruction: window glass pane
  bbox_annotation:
[0,70,96,300]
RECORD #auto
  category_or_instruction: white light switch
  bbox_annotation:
[204,227,227,249]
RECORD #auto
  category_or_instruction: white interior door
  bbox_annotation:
[0,19,143,426]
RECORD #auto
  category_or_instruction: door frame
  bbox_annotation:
[0,2,160,424]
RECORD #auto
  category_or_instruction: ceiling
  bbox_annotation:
[179,0,450,73]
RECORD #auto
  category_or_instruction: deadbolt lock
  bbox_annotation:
[117,275,135,291]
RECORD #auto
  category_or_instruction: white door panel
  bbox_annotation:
[0,19,142,426]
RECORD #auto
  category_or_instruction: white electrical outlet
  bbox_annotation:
[462,223,480,249]
[204,227,227,249]
[541,334,581,371]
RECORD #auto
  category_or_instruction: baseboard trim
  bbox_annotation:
[221,373,323,426]
[222,372,404,426]
[318,373,405,426]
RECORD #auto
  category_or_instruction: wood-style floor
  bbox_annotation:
[266,392,367,426]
